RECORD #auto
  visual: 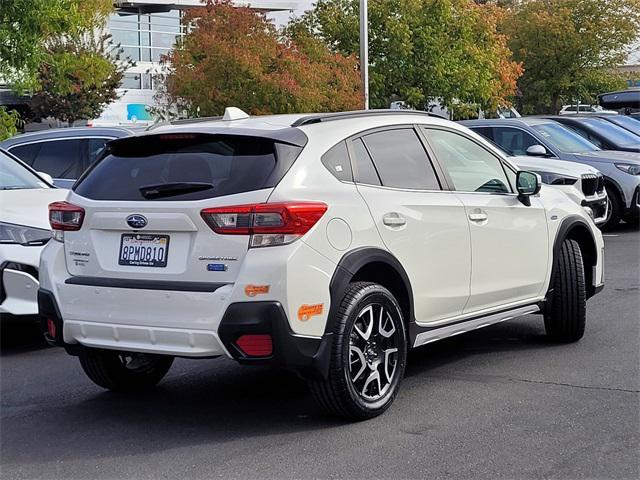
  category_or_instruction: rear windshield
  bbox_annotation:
[73,134,302,201]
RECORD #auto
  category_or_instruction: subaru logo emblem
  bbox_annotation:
[126,214,148,229]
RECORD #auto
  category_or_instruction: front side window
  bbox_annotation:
[13,139,84,179]
[423,128,512,194]
[489,127,539,156]
[361,128,440,190]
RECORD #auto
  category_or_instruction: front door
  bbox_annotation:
[422,127,549,313]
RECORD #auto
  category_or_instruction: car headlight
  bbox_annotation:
[0,222,51,246]
[533,171,578,186]
[615,163,640,175]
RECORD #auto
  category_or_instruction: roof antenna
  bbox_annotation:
[222,107,250,121]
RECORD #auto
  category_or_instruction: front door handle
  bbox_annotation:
[468,212,488,222]
[383,212,406,227]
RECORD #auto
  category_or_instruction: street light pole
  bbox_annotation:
[359,0,369,110]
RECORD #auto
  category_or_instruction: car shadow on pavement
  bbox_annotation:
[0,316,48,355]
[1,316,561,468]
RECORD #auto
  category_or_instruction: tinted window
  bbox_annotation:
[351,138,381,185]
[87,138,110,166]
[362,129,440,190]
[28,139,83,178]
[9,143,41,166]
[321,141,352,182]
[605,115,640,136]
[490,127,539,156]
[424,129,511,194]
[74,134,302,201]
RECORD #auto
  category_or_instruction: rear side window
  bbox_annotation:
[87,138,111,166]
[321,141,353,182]
[28,139,84,179]
[9,143,41,166]
[362,129,440,190]
[74,134,302,201]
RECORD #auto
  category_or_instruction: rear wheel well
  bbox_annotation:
[563,224,597,298]
[351,262,412,329]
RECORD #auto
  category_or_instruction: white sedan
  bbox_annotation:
[0,149,67,318]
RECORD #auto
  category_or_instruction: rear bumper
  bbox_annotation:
[39,289,330,378]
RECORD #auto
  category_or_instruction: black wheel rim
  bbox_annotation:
[347,303,401,402]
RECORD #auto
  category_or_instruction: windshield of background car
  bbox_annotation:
[0,151,48,190]
[601,116,640,137]
[531,123,600,153]
[577,118,640,147]
[73,133,303,201]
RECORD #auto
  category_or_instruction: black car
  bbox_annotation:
[547,115,640,153]
[0,127,135,188]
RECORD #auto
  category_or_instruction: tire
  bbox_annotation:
[308,282,407,420]
[623,214,639,228]
[79,348,174,391]
[601,185,621,231]
[544,239,586,342]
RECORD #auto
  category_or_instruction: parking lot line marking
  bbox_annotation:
[602,234,619,237]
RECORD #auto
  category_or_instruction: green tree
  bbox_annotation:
[0,0,113,91]
[29,34,133,124]
[0,107,20,141]
[292,0,522,115]
[157,0,362,117]
[504,0,639,114]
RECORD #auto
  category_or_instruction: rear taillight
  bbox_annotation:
[201,202,327,248]
[49,202,85,236]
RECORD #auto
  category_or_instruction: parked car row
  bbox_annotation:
[1,109,637,332]
[461,116,640,229]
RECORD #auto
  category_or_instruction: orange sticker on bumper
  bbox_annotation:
[297,303,323,321]
[245,285,270,297]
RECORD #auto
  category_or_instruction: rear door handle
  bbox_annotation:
[383,213,406,226]
[468,212,488,222]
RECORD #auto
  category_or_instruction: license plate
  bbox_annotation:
[118,234,170,267]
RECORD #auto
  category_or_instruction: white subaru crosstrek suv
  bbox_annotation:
[39,109,604,419]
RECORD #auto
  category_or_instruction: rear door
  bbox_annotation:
[422,127,549,313]
[351,126,471,324]
[65,133,302,284]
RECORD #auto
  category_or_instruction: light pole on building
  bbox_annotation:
[359,0,369,110]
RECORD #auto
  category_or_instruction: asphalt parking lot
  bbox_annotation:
[1,226,638,480]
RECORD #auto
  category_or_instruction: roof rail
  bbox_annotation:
[291,109,448,127]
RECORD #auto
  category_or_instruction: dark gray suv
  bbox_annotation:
[461,118,640,229]
[0,127,134,189]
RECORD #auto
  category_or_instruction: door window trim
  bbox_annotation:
[345,124,449,192]
[419,125,517,196]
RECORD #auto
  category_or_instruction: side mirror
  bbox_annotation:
[526,144,548,157]
[37,171,54,185]
[516,171,541,206]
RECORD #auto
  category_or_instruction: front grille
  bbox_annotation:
[591,201,608,220]
[581,174,599,197]
[597,174,604,194]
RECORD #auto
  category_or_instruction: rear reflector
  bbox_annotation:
[236,334,273,357]
[49,202,85,231]
[201,202,327,247]
[46,318,56,339]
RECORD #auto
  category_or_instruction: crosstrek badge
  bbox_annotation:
[245,285,270,297]
[298,304,323,321]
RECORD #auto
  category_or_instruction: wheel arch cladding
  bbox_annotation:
[328,248,414,338]
[553,216,598,298]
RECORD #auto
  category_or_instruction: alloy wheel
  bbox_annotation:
[347,303,401,402]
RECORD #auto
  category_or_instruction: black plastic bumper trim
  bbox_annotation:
[218,301,331,379]
[37,288,82,355]
[64,276,229,292]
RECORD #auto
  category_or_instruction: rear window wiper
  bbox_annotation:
[139,182,215,200]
